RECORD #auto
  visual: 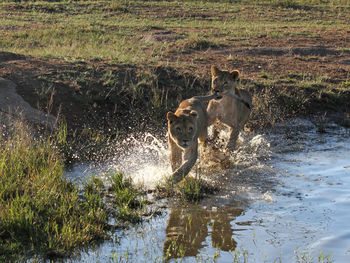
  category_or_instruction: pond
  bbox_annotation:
[65,119,350,262]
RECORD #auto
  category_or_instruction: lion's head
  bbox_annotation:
[167,110,198,149]
[211,65,240,95]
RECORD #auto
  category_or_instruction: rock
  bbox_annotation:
[0,78,57,130]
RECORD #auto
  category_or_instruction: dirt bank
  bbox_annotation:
[1,47,349,136]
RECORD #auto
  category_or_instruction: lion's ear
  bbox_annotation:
[230,70,240,80]
[189,110,198,119]
[167,112,177,123]
[211,65,220,77]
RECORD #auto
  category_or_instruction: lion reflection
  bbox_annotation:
[163,206,244,259]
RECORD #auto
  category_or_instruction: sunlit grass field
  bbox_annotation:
[1,0,349,63]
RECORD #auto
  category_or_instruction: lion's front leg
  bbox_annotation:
[169,135,183,172]
[226,126,239,153]
[171,142,198,183]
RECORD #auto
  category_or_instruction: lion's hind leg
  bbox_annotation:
[226,125,240,153]
[204,120,221,148]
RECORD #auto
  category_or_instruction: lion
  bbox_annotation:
[167,93,220,183]
[207,65,252,153]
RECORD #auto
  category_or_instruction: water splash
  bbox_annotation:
[102,129,272,192]
[64,132,171,189]
[65,125,273,196]
[108,132,171,189]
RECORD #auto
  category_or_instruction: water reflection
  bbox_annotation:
[163,205,244,259]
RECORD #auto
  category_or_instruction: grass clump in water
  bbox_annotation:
[178,176,217,203]
[156,175,217,203]
[108,172,144,223]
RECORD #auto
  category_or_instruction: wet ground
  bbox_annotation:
[65,119,350,262]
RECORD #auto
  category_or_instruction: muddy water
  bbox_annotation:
[65,119,350,262]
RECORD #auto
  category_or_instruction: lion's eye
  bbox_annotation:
[188,127,193,133]
[176,127,181,132]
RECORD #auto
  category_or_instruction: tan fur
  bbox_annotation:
[207,65,252,152]
[167,94,219,183]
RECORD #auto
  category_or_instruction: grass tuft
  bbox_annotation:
[178,176,218,203]
[156,175,217,203]
[109,172,142,208]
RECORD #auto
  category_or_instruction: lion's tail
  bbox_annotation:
[192,92,221,102]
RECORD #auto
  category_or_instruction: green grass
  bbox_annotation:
[1,0,349,63]
[0,122,105,260]
[294,246,333,263]
[0,121,145,261]
[108,172,145,223]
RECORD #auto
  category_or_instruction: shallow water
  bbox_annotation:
[65,119,350,262]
